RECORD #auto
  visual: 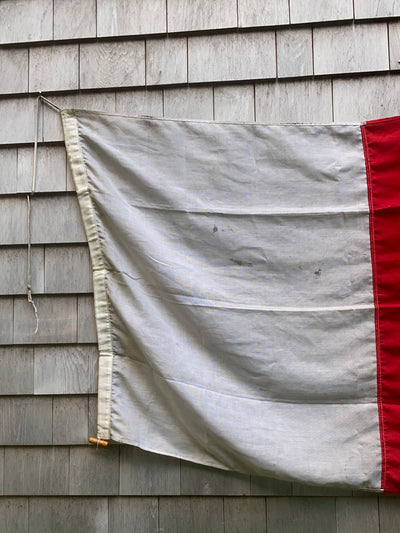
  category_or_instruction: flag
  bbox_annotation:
[62,109,400,492]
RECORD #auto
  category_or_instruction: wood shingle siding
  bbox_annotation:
[1,0,400,530]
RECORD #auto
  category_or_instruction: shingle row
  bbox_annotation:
[2,24,400,94]
[1,0,400,44]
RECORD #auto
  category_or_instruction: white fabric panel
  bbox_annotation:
[62,110,381,490]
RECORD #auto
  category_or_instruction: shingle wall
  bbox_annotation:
[1,0,400,531]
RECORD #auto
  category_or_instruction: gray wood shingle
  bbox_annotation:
[109,497,158,533]
[53,0,96,40]
[224,497,267,533]
[34,345,97,394]
[53,396,89,444]
[267,497,337,533]
[69,445,120,495]
[277,28,313,78]
[44,245,92,294]
[77,296,97,343]
[146,37,188,86]
[354,0,400,18]
[188,32,276,83]
[214,85,255,122]
[115,89,163,117]
[389,22,400,70]
[0,498,28,533]
[250,475,292,496]
[163,87,214,120]
[167,0,237,32]
[29,45,79,92]
[119,445,180,495]
[17,146,67,193]
[332,75,400,121]
[28,497,108,533]
[80,41,146,90]
[13,296,77,345]
[0,247,44,296]
[238,0,289,27]
[255,80,333,123]
[336,497,379,533]
[0,347,34,395]
[313,23,389,75]
[159,497,224,533]
[0,49,29,94]
[4,447,69,495]
[0,298,14,345]
[0,0,53,44]
[97,0,166,37]
[0,149,17,194]
[0,396,53,445]
[289,0,353,23]
[180,461,250,495]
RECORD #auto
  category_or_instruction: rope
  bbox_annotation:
[26,95,62,334]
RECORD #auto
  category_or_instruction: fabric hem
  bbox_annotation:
[61,109,114,440]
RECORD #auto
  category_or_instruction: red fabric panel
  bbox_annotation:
[362,116,400,493]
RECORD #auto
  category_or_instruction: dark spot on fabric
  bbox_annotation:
[314,268,322,276]
[230,258,253,267]
[213,225,218,233]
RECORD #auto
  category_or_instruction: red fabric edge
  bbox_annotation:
[362,116,400,493]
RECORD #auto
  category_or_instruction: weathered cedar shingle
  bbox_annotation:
[180,461,250,495]
[289,0,353,23]
[34,345,98,394]
[69,445,120,495]
[336,497,379,533]
[53,396,89,444]
[223,497,267,533]
[119,445,180,495]
[163,87,214,120]
[17,146,67,193]
[276,28,313,78]
[313,23,389,75]
[332,75,400,121]
[167,0,237,32]
[0,49,29,94]
[188,32,276,83]
[238,0,289,27]
[0,347,34,395]
[4,447,69,495]
[53,0,96,40]
[0,396,53,445]
[255,80,333,123]
[115,89,163,116]
[159,497,224,533]
[13,296,77,345]
[29,45,79,92]
[0,498,28,533]
[0,247,44,296]
[250,475,292,496]
[214,85,255,122]
[354,0,400,18]
[97,0,167,37]
[146,37,188,86]
[44,245,92,294]
[108,497,159,533]
[267,497,337,533]
[80,42,146,90]
[0,0,53,44]
[29,497,108,533]
[389,22,400,70]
